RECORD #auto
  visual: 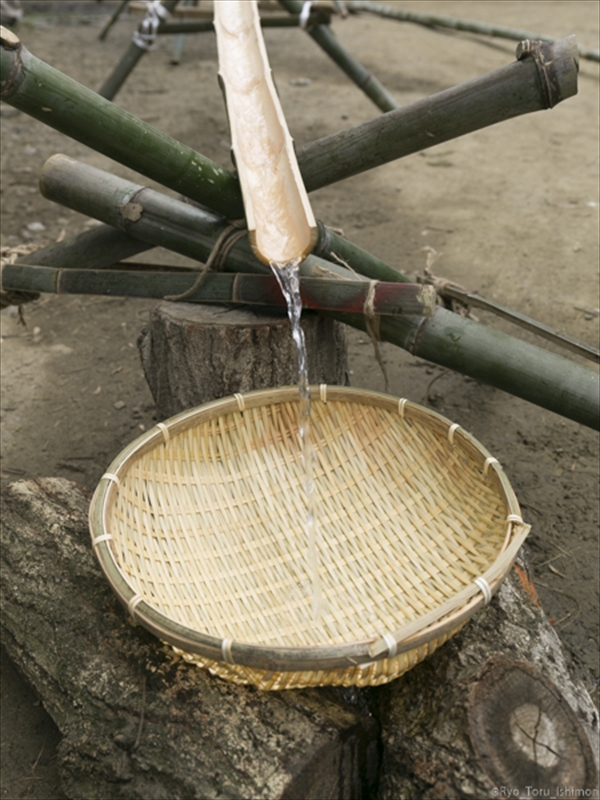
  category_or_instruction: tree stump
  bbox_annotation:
[137,302,350,420]
[1,479,597,800]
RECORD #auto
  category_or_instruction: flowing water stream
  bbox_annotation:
[270,260,323,620]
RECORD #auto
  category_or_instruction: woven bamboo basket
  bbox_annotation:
[89,386,530,690]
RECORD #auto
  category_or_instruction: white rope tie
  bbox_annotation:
[234,393,245,412]
[102,472,120,486]
[132,0,170,51]
[319,384,328,403]
[299,0,313,28]
[156,422,170,444]
[127,593,145,619]
[397,397,408,418]
[92,533,113,547]
[474,577,493,606]
[382,632,397,659]
[507,513,524,525]
[221,638,234,664]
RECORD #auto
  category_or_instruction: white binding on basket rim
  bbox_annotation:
[474,576,493,605]
[234,393,245,412]
[221,638,235,665]
[483,456,499,476]
[319,383,328,403]
[102,472,120,486]
[448,423,461,444]
[127,593,145,619]
[397,397,408,418]
[92,533,113,547]
[156,422,170,444]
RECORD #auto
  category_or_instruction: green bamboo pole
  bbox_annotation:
[98,0,130,42]
[278,0,399,112]
[0,263,435,316]
[158,15,331,34]
[35,155,600,430]
[346,1,600,63]
[98,0,180,100]
[0,31,578,212]
[296,35,580,191]
[0,27,244,220]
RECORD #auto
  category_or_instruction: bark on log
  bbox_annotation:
[137,302,350,420]
[0,479,379,800]
[1,479,597,800]
[376,559,599,800]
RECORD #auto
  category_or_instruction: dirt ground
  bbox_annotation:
[0,1,598,798]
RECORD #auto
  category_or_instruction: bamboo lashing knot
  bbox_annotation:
[448,423,461,444]
[483,456,499,477]
[102,472,121,486]
[319,384,328,403]
[363,279,390,391]
[164,221,247,302]
[221,638,235,665]
[234,393,245,412]
[128,593,145,620]
[299,1,313,28]
[132,0,170,51]
[92,533,113,547]
[156,422,170,444]
[397,398,408,418]
[474,577,493,606]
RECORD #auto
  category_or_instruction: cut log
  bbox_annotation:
[0,478,379,800]
[377,557,599,799]
[137,301,350,420]
[1,479,598,799]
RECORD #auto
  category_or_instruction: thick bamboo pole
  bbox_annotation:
[297,35,580,191]
[346,1,600,63]
[157,15,330,35]
[35,156,600,431]
[278,0,399,112]
[0,31,578,209]
[0,26,244,220]
[0,263,435,316]
[98,0,180,100]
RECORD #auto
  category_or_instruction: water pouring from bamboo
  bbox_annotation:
[213,0,322,618]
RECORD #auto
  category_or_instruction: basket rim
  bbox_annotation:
[89,385,530,673]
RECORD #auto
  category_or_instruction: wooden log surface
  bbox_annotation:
[1,477,597,799]
[137,302,350,420]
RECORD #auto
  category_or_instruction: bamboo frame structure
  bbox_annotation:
[29,155,599,432]
[0,31,579,217]
[0,25,597,430]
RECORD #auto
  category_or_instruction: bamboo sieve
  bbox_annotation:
[89,386,530,690]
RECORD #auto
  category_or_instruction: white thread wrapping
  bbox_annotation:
[234,393,245,412]
[319,384,328,403]
[448,423,460,444]
[382,632,397,659]
[398,398,408,418]
[132,0,170,51]
[483,456,499,477]
[474,577,492,605]
[127,593,144,619]
[102,472,120,486]
[299,0,313,28]
[157,422,170,444]
[92,533,113,547]
[221,638,234,664]
[507,513,524,525]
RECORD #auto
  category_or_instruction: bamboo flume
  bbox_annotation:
[0,30,578,212]
[32,155,600,432]
[346,1,600,63]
